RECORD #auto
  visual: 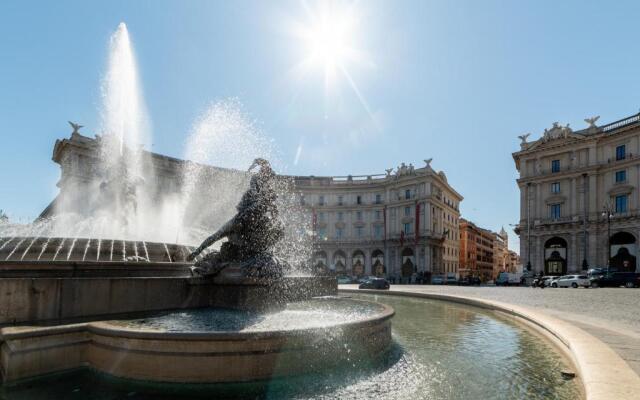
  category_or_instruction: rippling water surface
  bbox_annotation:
[0,293,580,399]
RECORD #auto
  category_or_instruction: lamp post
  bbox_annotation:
[602,200,614,274]
[526,182,532,272]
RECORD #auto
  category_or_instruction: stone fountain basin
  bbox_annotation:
[0,298,394,384]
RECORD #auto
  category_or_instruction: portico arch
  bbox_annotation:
[372,249,385,277]
[544,237,567,275]
[401,248,415,278]
[610,232,637,272]
[352,250,365,276]
[333,250,346,275]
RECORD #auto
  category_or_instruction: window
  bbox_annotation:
[403,222,413,234]
[318,212,325,222]
[550,204,561,220]
[319,195,325,206]
[356,211,362,221]
[317,228,327,239]
[551,160,560,173]
[355,226,363,238]
[336,228,344,239]
[375,210,382,220]
[405,189,411,199]
[615,170,626,183]
[337,195,343,206]
[375,194,382,204]
[374,225,383,239]
[300,196,305,206]
[615,195,628,213]
[337,212,343,221]
[404,206,411,216]
[616,145,626,161]
[551,182,560,194]
[356,195,362,205]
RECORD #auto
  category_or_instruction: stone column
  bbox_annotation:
[365,250,372,275]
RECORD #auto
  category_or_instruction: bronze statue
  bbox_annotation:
[188,158,287,278]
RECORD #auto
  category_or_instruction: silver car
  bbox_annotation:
[555,274,590,288]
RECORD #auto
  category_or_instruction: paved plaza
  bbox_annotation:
[340,284,640,377]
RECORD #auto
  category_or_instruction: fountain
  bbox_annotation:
[0,22,582,399]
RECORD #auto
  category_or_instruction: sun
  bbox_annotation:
[306,16,350,77]
[297,3,358,84]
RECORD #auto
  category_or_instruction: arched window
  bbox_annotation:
[352,250,365,276]
[372,249,385,277]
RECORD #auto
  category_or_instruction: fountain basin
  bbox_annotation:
[0,298,394,383]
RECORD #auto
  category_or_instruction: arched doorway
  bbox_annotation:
[372,249,385,277]
[312,251,328,275]
[352,250,365,276]
[333,250,346,275]
[544,237,567,275]
[610,232,637,272]
[401,248,415,278]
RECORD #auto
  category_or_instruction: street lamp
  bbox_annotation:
[602,200,614,274]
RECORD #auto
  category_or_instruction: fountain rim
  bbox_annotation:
[0,298,394,341]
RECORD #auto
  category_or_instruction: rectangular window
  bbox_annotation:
[616,145,626,161]
[550,204,561,220]
[615,170,626,183]
[404,206,411,217]
[337,195,343,206]
[318,212,325,222]
[375,210,382,220]
[375,194,382,204]
[405,189,411,199]
[356,195,362,205]
[374,225,383,239]
[551,182,560,194]
[319,195,325,206]
[337,212,343,221]
[403,222,412,234]
[356,211,362,221]
[551,160,560,173]
[336,228,344,239]
[355,226,363,238]
[615,195,628,213]
[317,228,326,239]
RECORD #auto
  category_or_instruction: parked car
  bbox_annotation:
[547,276,560,287]
[431,276,444,285]
[590,272,640,288]
[445,275,458,285]
[555,275,591,288]
[359,278,390,290]
[587,268,609,278]
[336,276,353,284]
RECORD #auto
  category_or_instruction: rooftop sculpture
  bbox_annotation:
[188,158,287,278]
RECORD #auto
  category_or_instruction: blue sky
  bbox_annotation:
[2,0,640,251]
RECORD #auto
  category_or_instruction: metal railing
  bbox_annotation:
[601,113,640,133]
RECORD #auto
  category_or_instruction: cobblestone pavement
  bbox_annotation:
[340,284,640,377]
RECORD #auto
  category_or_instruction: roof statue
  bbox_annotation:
[584,115,600,128]
[68,121,83,135]
[423,158,433,168]
[517,133,531,149]
[542,122,572,142]
[385,168,393,177]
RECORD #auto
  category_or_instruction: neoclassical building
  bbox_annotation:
[513,112,640,275]
[43,131,463,280]
[298,163,463,281]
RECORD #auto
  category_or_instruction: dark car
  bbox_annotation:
[457,277,481,286]
[359,278,390,290]
[590,272,640,288]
